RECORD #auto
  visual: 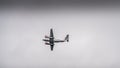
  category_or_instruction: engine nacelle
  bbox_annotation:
[45,35,50,38]
[45,42,50,45]
[43,39,49,41]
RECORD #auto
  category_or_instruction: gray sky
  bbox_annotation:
[0,4,120,68]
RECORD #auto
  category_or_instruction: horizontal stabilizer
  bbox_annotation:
[65,34,69,42]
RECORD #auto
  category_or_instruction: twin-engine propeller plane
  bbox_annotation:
[43,28,69,51]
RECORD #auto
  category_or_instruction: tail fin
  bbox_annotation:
[65,34,69,42]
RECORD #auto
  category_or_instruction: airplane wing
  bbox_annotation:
[50,28,54,38]
[50,28,54,51]
[50,45,54,51]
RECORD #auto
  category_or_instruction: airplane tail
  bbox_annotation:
[65,34,69,42]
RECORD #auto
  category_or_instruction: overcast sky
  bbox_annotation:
[0,1,120,68]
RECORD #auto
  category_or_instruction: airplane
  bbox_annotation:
[43,28,69,51]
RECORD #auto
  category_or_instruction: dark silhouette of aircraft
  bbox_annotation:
[43,28,69,51]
